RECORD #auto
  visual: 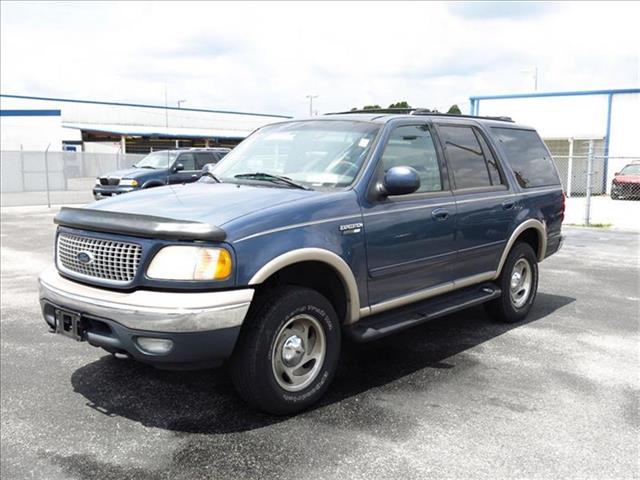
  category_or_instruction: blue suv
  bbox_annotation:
[39,111,564,414]
[93,148,230,199]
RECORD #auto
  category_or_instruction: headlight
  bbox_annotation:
[95,177,100,185]
[147,246,232,280]
[120,179,139,187]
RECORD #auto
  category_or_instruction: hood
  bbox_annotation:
[614,174,640,183]
[99,167,164,179]
[88,182,320,227]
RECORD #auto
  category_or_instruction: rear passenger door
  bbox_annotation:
[195,152,217,173]
[435,123,518,281]
[361,121,457,307]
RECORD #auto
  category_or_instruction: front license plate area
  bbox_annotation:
[55,308,84,341]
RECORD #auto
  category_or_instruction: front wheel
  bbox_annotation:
[485,242,539,323]
[229,286,341,415]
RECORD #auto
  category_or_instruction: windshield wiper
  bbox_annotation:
[234,172,311,190]
[138,165,155,169]
[202,170,221,183]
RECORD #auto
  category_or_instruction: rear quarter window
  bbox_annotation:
[492,128,561,188]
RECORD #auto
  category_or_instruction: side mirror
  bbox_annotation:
[380,166,421,196]
[173,163,184,172]
[614,172,620,176]
[201,163,215,174]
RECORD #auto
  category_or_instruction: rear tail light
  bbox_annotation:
[560,191,566,223]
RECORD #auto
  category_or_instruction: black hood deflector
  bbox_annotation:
[54,207,227,242]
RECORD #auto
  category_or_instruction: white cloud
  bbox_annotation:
[1,1,638,116]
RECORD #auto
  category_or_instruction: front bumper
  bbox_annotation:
[39,265,254,367]
[93,185,137,199]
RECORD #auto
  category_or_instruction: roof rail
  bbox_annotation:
[325,108,514,123]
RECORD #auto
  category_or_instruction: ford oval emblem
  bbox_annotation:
[77,251,94,264]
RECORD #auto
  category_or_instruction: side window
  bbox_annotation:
[475,130,503,186]
[380,125,442,193]
[492,128,561,188]
[177,153,196,171]
[195,153,214,169]
[439,125,500,190]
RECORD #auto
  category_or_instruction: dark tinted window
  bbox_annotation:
[492,128,561,188]
[380,125,442,193]
[439,125,492,189]
[195,152,214,169]
[475,130,503,185]
[177,153,196,170]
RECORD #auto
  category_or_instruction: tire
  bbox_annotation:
[229,286,341,415]
[611,191,619,200]
[484,242,539,324]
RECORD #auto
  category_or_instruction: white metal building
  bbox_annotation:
[0,94,291,154]
[469,88,640,194]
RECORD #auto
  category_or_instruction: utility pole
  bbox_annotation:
[164,84,169,130]
[306,94,318,116]
[521,66,539,91]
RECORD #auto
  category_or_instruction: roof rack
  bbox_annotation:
[325,108,514,123]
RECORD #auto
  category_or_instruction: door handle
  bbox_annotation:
[191,174,198,179]
[502,200,516,210]
[431,208,450,221]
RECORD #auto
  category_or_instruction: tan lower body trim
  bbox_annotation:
[362,271,495,318]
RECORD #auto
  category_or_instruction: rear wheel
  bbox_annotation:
[485,242,538,323]
[229,286,341,415]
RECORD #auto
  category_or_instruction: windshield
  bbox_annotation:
[620,164,640,175]
[213,120,380,189]
[135,151,178,169]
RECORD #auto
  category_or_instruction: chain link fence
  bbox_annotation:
[1,147,638,230]
[1,150,145,207]
[549,141,639,229]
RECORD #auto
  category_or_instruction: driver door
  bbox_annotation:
[168,153,199,184]
[361,121,457,307]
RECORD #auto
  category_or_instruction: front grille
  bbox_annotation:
[99,178,120,186]
[57,233,142,284]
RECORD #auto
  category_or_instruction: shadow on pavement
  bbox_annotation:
[70,292,574,434]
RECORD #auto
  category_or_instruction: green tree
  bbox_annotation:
[388,101,411,109]
[362,104,382,110]
[447,104,461,115]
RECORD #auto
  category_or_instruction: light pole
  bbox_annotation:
[305,94,318,116]
[521,66,538,91]
[177,99,187,108]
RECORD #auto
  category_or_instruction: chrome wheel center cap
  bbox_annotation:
[281,335,305,367]
[511,271,522,289]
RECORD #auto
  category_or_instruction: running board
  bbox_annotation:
[345,282,501,342]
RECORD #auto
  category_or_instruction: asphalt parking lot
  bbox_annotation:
[1,206,638,480]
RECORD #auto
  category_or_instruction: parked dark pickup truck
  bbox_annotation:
[93,147,230,199]
[40,110,564,414]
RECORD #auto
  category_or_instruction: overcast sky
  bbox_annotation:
[1,1,638,116]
